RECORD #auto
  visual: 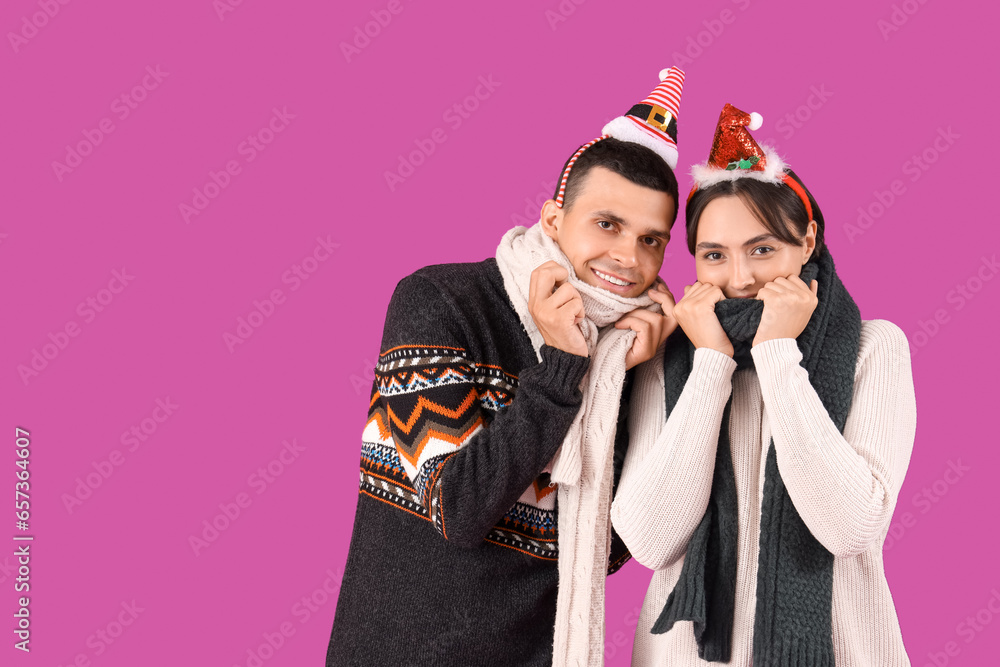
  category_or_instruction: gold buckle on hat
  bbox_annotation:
[645,105,672,133]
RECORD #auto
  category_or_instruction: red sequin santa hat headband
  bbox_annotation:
[554,67,686,207]
[688,103,813,221]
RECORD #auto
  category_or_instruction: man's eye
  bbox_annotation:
[597,220,614,230]
[642,237,660,247]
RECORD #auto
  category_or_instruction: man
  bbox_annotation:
[326,68,685,666]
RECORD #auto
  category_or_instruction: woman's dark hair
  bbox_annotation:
[684,169,826,259]
[555,137,679,223]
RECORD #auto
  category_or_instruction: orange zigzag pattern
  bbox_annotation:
[387,389,478,434]
[367,390,483,468]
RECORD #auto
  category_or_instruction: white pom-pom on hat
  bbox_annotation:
[748,112,763,131]
[659,68,671,81]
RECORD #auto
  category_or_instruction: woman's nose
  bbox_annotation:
[729,257,754,291]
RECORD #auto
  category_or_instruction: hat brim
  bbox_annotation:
[690,144,788,189]
[601,116,678,170]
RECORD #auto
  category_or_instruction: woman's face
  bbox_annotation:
[694,195,816,298]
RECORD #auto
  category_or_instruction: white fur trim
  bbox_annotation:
[601,116,678,169]
[690,144,789,189]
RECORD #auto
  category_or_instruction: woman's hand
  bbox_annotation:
[753,275,819,346]
[614,281,678,369]
[672,282,734,358]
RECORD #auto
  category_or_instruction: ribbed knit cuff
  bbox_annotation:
[692,347,738,384]
[524,344,590,404]
[749,337,802,371]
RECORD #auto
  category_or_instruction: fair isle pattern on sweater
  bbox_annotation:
[360,343,560,560]
[328,259,631,667]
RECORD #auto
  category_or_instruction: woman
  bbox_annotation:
[611,104,916,666]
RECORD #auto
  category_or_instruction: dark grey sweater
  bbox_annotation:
[326,258,633,666]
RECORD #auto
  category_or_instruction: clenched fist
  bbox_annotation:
[528,261,588,357]
[672,282,734,358]
[614,281,677,369]
[753,275,819,346]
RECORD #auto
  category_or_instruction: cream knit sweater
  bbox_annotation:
[611,319,916,666]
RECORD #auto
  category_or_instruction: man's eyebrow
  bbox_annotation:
[592,209,626,225]
[592,210,670,240]
[695,234,780,251]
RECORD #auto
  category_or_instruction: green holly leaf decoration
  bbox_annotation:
[725,156,760,171]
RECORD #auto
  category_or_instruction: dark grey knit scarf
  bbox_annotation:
[650,252,861,665]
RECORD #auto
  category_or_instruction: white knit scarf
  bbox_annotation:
[495,223,662,666]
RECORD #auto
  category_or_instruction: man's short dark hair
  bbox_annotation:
[555,137,679,222]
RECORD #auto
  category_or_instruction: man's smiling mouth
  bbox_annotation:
[592,269,635,287]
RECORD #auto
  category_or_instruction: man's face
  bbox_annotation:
[540,166,675,298]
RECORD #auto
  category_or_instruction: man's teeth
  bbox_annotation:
[594,270,632,287]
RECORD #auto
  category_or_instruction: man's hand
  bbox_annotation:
[753,275,819,346]
[528,261,588,357]
[614,282,677,369]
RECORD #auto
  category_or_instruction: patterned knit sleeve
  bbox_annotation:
[751,320,917,558]
[611,346,738,570]
[364,273,590,548]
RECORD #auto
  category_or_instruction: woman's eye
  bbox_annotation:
[704,252,722,261]
[751,246,774,256]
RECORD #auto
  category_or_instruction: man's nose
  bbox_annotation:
[608,236,638,267]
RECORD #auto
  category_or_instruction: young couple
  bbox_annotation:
[326,68,916,666]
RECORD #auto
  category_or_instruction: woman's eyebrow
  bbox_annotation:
[742,234,779,246]
[696,234,780,251]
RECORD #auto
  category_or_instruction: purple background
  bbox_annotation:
[1,0,997,665]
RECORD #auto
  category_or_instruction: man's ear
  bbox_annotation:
[539,199,563,241]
